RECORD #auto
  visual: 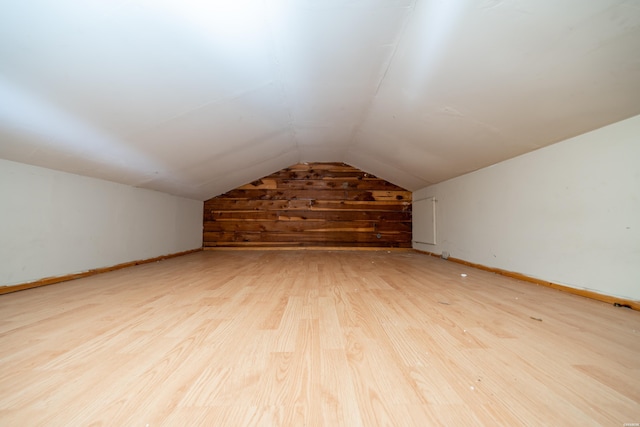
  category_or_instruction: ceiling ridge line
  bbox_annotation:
[373,0,419,98]
[261,0,302,163]
[345,0,419,150]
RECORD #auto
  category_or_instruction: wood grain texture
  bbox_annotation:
[1,250,638,426]
[203,163,412,248]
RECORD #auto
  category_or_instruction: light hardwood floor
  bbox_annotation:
[0,250,638,426]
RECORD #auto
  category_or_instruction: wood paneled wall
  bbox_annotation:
[203,163,412,248]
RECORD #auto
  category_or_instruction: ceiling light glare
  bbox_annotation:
[162,0,273,50]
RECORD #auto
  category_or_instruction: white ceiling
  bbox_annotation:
[1,0,639,200]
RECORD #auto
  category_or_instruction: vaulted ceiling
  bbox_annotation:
[1,0,639,200]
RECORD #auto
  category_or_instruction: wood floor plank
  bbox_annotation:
[0,250,639,426]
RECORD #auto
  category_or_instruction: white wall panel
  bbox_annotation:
[0,160,203,287]
[413,115,640,300]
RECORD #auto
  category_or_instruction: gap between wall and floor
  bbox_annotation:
[412,249,639,311]
[0,248,202,296]
[1,247,637,311]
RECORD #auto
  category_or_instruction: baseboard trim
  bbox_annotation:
[413,249,639,311]
[0,248,203,295]
[203,247,414,252]
[8,247,635,311]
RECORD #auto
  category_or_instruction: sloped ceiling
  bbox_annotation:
[1,0,639,201]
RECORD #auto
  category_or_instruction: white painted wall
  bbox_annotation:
[0,159,203,287]
[413,114,640,301]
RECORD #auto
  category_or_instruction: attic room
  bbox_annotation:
[0,0,639,425]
